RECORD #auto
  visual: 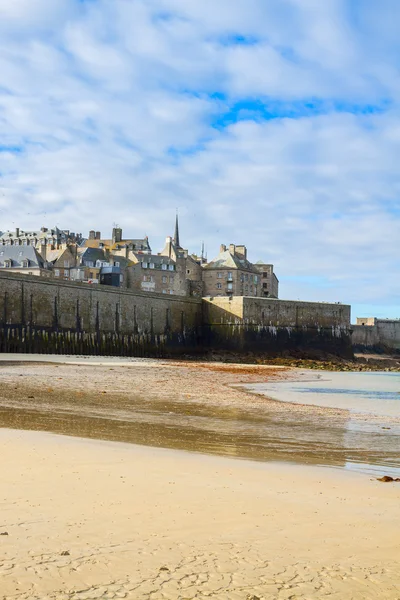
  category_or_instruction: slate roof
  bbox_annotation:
[84,238,151,252]
[80,247,107,264]
[135,254,175,266]
[0,245,45,268]
[204,250,254,271]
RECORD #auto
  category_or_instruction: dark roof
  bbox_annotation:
[135,254,175,266]
[205,250,254,271]
[80,247,107,263]
[0,245,45,268]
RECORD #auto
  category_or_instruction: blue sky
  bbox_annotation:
[0,0,399,319]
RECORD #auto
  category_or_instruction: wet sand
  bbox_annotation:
[1,356,400,598]
[0,357,399,474]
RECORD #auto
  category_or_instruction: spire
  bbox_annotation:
[173,210,180,248]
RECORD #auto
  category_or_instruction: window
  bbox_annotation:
[162,289,167,294]
[64,260,70,268]
[19,251,23,256]
[217,272,222,278]
[228,271,232,279]
[162,263,167,270]
[149,262,154,269]
[168,264,174,271]
[245,274,248,282]
[169,275,174,283]
[54,269,60,277]
[115,261,120,267]
[142,262,148,269]
[254,275,258,283]
[169,290,173,294]
[227,283,233,290]
[162,276,167,283]
[217,283,222,289]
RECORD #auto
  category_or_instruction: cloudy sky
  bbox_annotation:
[0,0,399,319]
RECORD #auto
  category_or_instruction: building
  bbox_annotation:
[0,227,83,258]
[122,216,203,297]
[0,244,50,276]
[253,261,279,298]
[202,243,278,298]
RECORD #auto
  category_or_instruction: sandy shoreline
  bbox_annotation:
[1,355,400,598]
[2,428,400,599]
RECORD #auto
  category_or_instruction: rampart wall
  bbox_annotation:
[0,273,353,358]
[0,272,201,356]
[352,319,400,352]
[202,297,353,358]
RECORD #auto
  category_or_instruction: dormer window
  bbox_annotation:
[149,262,154,269]
[22,259,29,268]
[142,262,148,269]
[4,259,12,268]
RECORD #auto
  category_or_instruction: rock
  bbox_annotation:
[247,595,261,600]
[377,476,395,482]
[61,550,70,556]
[0,531,8,535]
[159,566,169,572]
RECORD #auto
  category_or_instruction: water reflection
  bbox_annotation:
[1,382,399,476]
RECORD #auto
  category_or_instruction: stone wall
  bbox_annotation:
[202,297,353,357]
[0,272,202,356]
[352,319,400,352]
[0,272,354,358]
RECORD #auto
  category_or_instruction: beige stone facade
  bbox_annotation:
[202,244,278,298]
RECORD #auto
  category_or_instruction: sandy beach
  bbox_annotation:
[1,356,400,599]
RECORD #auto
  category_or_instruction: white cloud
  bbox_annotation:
[0,0,399,316]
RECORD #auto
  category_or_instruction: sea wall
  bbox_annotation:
[0,273,353,358]
[0,272,202,356]
[202,297,353,358]
[352,319,400,352]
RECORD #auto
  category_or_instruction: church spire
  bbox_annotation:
[173,211,180,248]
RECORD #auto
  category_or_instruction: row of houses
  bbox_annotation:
[0,219,279,299]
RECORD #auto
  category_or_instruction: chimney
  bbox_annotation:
[229,243,236,255]
[95,231,101,240]
[112,227,122,244]
[165,236,172,258]
[15,227,20,237]
[220,244,226,253]
[235,245,247,260]
[89,230,95,240]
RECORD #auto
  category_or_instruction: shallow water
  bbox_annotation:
[246,371,400,417]
[0,370,399,477]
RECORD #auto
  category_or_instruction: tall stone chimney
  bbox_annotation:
[95,231,101,240]
[89,230,95,240]
[220,244,227,253]
[229,243,236,255]
[235,245,247,260]
[112,227,122,244]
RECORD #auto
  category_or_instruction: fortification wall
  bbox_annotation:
[352,320,400,352]
[0,272,202,356]
[202,297,353,358]
[0,273,353,358]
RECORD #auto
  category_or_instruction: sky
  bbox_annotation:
[0,0,399,320]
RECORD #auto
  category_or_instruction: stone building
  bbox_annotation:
[202,244,278,298]
[253,262,279,298]
[0,245,50,276]
[0,227,83,258]
[125,216,203,297]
